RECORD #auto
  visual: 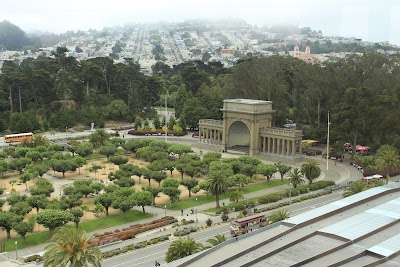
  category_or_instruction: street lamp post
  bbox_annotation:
[165,90,168,142]
[164,205,166,217]
[327,111,330,171]
[65,127,68,141]
[195,198,198,229]
[15,241,18,260]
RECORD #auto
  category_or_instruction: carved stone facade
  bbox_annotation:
[198,99,303,157]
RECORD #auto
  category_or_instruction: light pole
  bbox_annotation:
[289,183,292,205]
[327,111,330,171]
[65,127,68,141]
[15,241,18,260]
[165,90,168,142]
[164,205,166,217]
[195,198,198,229]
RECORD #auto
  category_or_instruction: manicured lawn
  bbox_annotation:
[167,180,287,211]
[0,210,152,252]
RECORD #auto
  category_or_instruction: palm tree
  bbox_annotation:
[301,159,321,184]
[206,234,227,248]
[343,180,366,197]
[286,167,304,188]
[205,170,229,208]
[165,237,203,263]
[43,226,102,267]
[269,209,291,223]
[375,145,400,184]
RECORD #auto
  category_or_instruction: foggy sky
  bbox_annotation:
[1,0,398,44]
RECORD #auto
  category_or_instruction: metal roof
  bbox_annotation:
[283,185,398,226]
[368,233,400,257]
[319,198,400,241]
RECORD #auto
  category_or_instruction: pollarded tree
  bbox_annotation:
[19,172,33,188]
[30,178,54,196]
[9,157,32,174]
[73,156,86,175]
[110,155,129,169]
[12,216,35,244]
[36,209,73,237]
[114,177,135,187]
[165,236,203,263]
[75,143,93,157]
[256,163,276,182]
[301,159,321,184]
[229,191,244,203]
[167,144,192,158]
[43,226,102,267]
[286,168,305,188]
[9,201,32,216]
[228,174,248,191]
[70,208,84,228]
[26,163,49,178]
[132,191,153,213]
[89,164,103,181]
[0,160,9,177]
[274,162,292,181]
[27,194,49,213]
[180,179,198,197]
[142,186,162,205]
[0,212,22,239]
[51,159,78,178]
[99,145,117,162]
[95,193,114,216]
[111,187,136,218]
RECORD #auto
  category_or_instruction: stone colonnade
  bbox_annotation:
[198,119,223,146]
[259,128,303,157]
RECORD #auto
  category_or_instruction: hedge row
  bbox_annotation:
[102,234,170,259]
[213,181,335,214]
[89,216,177,246]
[172,226,197,236]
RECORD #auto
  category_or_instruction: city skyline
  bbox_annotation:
[1,0,399,44]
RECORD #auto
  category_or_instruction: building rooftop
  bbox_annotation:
[172,183,400,267]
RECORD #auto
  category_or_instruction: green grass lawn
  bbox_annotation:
[0,210,152,252]
[166,180,287,211]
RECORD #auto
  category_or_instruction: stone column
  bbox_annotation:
[263,137,266,152]
[292,140,296,157]
[286,140,290,156]
[277,138,281,155]
[272,138,276,154]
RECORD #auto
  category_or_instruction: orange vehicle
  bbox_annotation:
[230,213,267,237]
[4,132,34,143]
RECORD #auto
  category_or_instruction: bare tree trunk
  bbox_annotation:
[86,81,90,97]
[9,88,13,112]
[18,85,22,113]
[317,97,320,128]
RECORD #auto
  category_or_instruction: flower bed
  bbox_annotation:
[89,216,177,246]
[102,234,170,259]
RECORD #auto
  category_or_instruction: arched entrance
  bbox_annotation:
[227,121,250,153]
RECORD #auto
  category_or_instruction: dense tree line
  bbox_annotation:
[2,49,400,151]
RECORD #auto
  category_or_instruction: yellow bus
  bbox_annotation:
[4,132,34,143]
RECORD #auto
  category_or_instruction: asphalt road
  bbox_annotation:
[100,191,343,267]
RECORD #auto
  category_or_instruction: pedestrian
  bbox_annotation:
[123,134,125,138]
[181,209,183,216]
[155,260,160,267]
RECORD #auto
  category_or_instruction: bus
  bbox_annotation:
[230,214,267,237]
[4,132,34,143]
[362,174,384,184]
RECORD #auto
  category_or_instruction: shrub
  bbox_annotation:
[242,209,248,216]
[231,202,246,211]
[297,185,309,194]
[206,218,213,227]
[221,213,229,222]
[258,195,270,204]
[25,255,43,263]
